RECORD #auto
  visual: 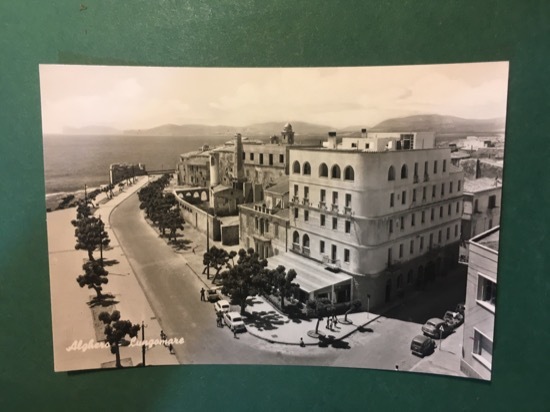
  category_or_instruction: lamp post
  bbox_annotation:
[367,294,370,319]
[141,321,146,366]
[98,214,104,267]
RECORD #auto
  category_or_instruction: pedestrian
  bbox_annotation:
[160,330,167,346]
[169,343,174,354]
[200,287,205,301]
[233,329,238,339]
[326,317,331,329]
[300,337,305,347]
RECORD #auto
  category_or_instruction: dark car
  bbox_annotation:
[422,318,454,339]
[410,335,436,357]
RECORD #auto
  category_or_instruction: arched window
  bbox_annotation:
[344,166,355,181]
[303,162,311,175]
[292,161,301,174]
[331,165,341,179]
[292,231,299,244]
[302,234,310,248]
[319,163,328,177]
[401,164,408,179]
[388,166,395,181]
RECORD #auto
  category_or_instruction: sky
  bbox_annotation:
[39,62,509,135]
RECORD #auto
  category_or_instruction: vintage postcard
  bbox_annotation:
[41,63,507,379]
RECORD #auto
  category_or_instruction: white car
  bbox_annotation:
[214,299,230,314]
[223,311,246,332]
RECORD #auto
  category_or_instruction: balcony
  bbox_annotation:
[302,198,310,206]
[291,196,299,203]
[323,255,341,270]
[292,243,301,253]
[344,206,352,215]
[423,174,429,182]
[302,247,311,256]
[318,201,327,210]
[331,204,339,212]
[413,175,419,183]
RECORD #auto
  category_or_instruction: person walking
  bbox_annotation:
[300,337,305,347]
[200,288,205,301]
[233,329,238,339]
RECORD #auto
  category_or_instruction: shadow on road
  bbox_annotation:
[170,238,193,251]
[88,294,119,308]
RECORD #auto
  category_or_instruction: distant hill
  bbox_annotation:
[62,125,121,135]
[371,114,505,135]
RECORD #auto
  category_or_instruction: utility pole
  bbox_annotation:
[206,216,210,279]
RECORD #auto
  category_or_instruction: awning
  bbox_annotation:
[268,252,352,293]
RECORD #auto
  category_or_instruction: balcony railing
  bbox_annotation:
[344,206,352,215]
[323,255,341,270]
[292,243,301,253]
[302,198,310,206]
[291,196,299,203]
[318,201,326,210]
[302,247,310,256]
[331,204,339,212]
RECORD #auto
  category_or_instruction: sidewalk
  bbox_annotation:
[47,176,179,371]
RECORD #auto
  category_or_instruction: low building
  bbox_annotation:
[460,226,499,380]
[459,177,502,263]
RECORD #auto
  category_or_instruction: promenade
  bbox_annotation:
[47,176,179,371]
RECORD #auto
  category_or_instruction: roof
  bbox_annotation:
[265,177,289,195]
[463,177,502,193]
[267,252,352,293]
[471,226,500,252]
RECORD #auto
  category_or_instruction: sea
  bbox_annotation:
[43,134,231,204]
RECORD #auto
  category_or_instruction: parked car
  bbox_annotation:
[422,318,454,338]
[443,310,464,329]
[223,311,246,332]
[205,288,221,302]
[410,335,436,357]
[214,299,230,314]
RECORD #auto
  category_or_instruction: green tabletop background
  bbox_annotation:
[1,1,548,410]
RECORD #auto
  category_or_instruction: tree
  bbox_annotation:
[76,260,109,300]
[72,199,92,222]
[343,300,362,323]
[165,207,184,242]
[203,246,236,281]
[307,298,329,335]
[220,248,270,314]
[270,266,299,309]
[98,310,140,368]
[73,216,110,261]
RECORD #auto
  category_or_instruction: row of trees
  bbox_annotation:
[137,174,184,242]
[203,247,299,315]
[71,190,140,368]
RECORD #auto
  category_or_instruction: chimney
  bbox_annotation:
[327,131,337,149]
[361,128,367,139]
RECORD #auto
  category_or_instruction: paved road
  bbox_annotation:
[111,191,464,371]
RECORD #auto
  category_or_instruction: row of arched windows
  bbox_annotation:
[387,165,409,181]
[292,231,310,248]
[293,161,355,181]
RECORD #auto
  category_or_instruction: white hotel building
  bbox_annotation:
[269,131,464,309]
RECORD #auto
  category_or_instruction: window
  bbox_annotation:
[455,224,458,237]
[302,234,310,248]
[448,203,452,216]
[292,231,299,244]
[320,240,325,254]
[399,244,403,258]
[250,153,254,161]
[431,208,434,221]
[429,233,433,248]
[260,153,264,165]
[477,274,497,308]
[434,160,438,174]
[401,164,408,179]
[422,186,426,200]
[388,166,396,181]
[332,191,338,206]
[456,202,460,214]
[402,190,407,204]
[421,211,425,223]
[303,162,311,175]
[458,180,462,191]
[320,214,326,227]
[304,210,309,221]
[274,223,279,237]
[320,189,326,203]
[319,163,328,177]
[255,217,259,230]
[413,188,416,202]
[344,249,350,263]
[388,248,392,264]
[294,184,298,196]
[400,216,404,230]
[345,220,351,233]
[265,221,270,233]
[292,161,300,174]
[432,185,436,198]
[489,195,497,209]
[411,213,416,226]
[414,162,419,178]
[446,227,450,240]
[410,240,414,254]
[344,166,355,181]
[242,152,246,160]
[420,236,424,250]
[332,217,338,230]
[474,199,479,212]
[450,182,453,194]
[441,183,445,197]
[345,193,352,207]
[440,206,443,218]
[438,230,442,244]
[304,186,309,199]
[279,154,284,163]
[473,330,493,368]
[389,219,393,234]
[424,161,429,177]
[443,159,447,173]
[269,154,273,165]
[390,193,395,207]
[331,165,341,179]
[294,208,299,219]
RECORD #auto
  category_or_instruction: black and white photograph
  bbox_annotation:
[41,62,508,380]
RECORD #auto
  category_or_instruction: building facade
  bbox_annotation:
[286,132,464,308]
[460,226,499,380]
